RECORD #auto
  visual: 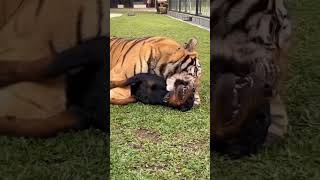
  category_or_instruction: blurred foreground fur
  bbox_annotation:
[211,0,291,157]
[0,0,108,137]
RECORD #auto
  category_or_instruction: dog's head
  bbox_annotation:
[164,72,196,112]
[212,73,272,157]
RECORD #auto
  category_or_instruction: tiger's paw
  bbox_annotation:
[193,93,201,106]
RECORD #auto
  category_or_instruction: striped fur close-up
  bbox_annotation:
[211,0,292,156]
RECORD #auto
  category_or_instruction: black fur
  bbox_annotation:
[46,36,108,131]
[118,73,194,112]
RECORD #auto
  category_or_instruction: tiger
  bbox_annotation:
[0,0,108,137]
[110,36,202,106]
[211,0,292,156]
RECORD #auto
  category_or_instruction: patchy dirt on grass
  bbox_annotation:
[135,128,162,143]
[144,164,167,173]
[132,163,167,174]
[127,142,144,151]
[182,140,207,153]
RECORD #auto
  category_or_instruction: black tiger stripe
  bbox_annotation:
[111,39,127,65]
[224,0,244,19]
[35,0,45,17]
[194,65,198,76]
[134,64,136,75]
[139,56,143,73]
[111,39,126,54]
[148,46,153,62]
[256,14,263,29]
[111,39,125,58]
[227,0,269,35]
[274,18,282,48]
[149,37,166,43]
[212,0,238,28]
[121,38,150,66]
[269,17,275,40]
[48,40,57,54]
[111,39,131,63]
[159,63,167,77]
[181,55,191,66]
[2,0,24,25]
[110,38,122,46]
[76,6,84,44]
[96,0,103,36]
[120,39,134,52]
[171,64,180,78]
[181,58,196,72]
[113,41,131,63]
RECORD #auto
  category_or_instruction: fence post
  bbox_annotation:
[196,0,199,15]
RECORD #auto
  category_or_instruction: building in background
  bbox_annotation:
[168,0,210,29]
[111,0,157,8]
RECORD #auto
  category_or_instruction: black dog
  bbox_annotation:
[46,37,108,132]
[110,73,195,112]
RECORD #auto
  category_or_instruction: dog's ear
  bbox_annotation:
[184,37,198,52]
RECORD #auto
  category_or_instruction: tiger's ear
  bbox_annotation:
[184,37,198,52]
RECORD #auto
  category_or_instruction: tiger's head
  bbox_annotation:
[149,37,201,80]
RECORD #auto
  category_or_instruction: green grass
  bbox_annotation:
[213,1,320,179]
[110,12,210,179]
[0,130,107,179]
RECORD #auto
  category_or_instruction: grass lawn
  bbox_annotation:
[110,12,210,179]
[213,1,320,179]
[0,129,107,179]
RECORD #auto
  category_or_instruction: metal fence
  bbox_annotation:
[169,0,210,17]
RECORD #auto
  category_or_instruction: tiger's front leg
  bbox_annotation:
[194,91,201,106]
[265,94,289,145]
[0,110,84,137]
[0,57,52,87]
[110,86,132,105]
[193,77,201,106]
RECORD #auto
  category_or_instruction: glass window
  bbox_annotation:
[199,0,210,17]
[169,0,179,11]
[168,0,210,17]
[185,0,197,14]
